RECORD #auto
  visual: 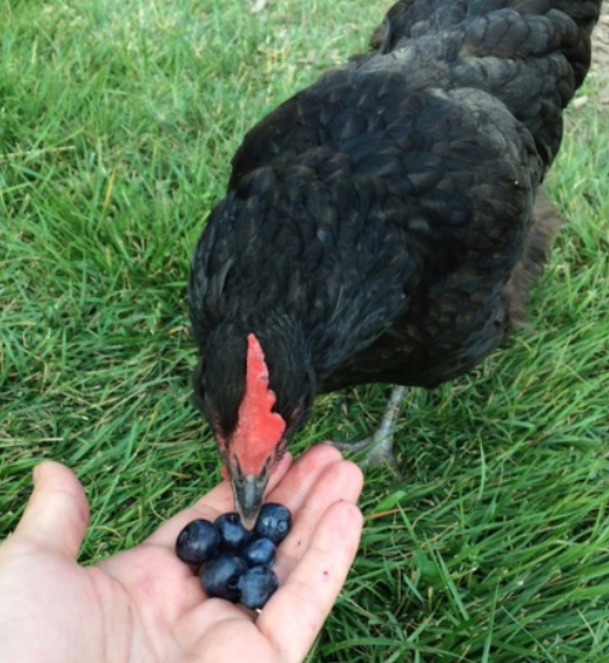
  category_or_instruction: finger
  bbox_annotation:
[266,444,346,514]
[258,500,363,663]
[147,451,294,547]
[274,457,363,572]
[14,461,89,559]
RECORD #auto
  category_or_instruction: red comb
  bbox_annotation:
[230,334,286,475]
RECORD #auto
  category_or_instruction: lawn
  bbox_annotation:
[1,1,608,661]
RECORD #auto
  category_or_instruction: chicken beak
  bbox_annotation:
[231,473,268,531]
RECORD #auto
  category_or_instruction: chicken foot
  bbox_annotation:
[331,385,407,476]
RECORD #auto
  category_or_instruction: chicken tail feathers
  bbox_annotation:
[369,0,602,170]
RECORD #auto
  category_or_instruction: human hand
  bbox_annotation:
[0,445,363,663]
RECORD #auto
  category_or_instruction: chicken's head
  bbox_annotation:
[193,326,313,529]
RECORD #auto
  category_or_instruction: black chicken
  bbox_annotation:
[188,0,602,528]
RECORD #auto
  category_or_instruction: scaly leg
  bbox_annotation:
[331,385,407,475]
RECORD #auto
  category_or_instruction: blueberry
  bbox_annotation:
[176,519,220,565]
[215,512,253,551]
[201,552,248,602]
[242,537,276,567]
[238,566,279,610]
[254,503,292,545]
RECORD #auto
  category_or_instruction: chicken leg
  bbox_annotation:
[331,385,407,476]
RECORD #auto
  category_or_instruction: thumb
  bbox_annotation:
[14,461,90,559]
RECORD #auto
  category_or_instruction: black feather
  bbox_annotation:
[188,0,601,446]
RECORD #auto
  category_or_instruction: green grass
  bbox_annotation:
[1,0,608,660]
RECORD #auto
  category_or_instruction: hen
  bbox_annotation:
[188,0,602,528]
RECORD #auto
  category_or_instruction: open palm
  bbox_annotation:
[0,445,363,663]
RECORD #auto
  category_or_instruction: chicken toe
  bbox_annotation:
[331,385,407,476]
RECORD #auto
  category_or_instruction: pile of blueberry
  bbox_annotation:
[176,503,292,610]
